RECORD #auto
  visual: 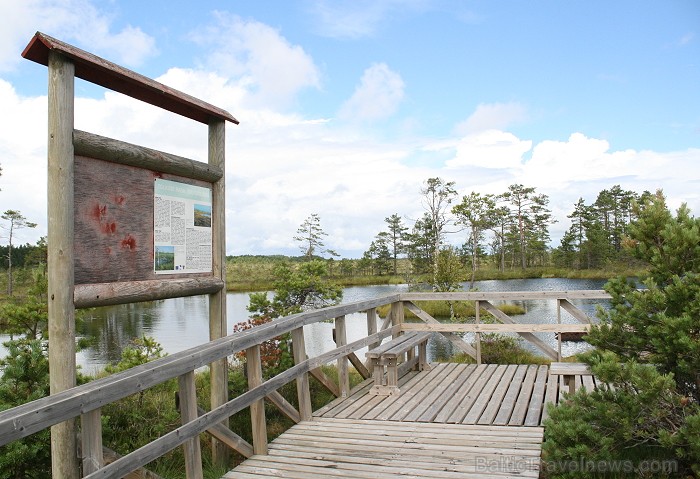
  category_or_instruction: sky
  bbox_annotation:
[0,0,698,258]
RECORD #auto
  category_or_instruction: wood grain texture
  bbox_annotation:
[23,32,237,125]
[73,155,214,286]
[73,130,222,183]
[74,277,223,308]
[47,50,79,479]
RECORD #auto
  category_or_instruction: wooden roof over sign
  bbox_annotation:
[22,31,239,125]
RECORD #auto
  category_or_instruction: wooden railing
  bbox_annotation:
[0,290,610,478]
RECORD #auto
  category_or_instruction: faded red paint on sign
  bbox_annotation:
[120,234,136,250]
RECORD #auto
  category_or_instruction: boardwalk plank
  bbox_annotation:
[508,365,538,426]
[540,371,560,424]
[476,364,519,425]
[463,364,509,424]
[445,364,499,423]
[492,365,528,425]
[524,365,549,426]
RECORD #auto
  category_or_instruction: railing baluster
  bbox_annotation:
[475,300,482,365]
[335,315,350,397]
[291,327,312,421]
[557,299,562,361]
[246,345,268,455]
[178,371,203,479]
[80,409,103,475]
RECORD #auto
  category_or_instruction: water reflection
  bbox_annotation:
[65,278,608,374]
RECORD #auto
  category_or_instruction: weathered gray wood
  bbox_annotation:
[549,362,591,376]
[557,299,562,361]
[23,32,238,125]
[47,50,79,479]
[265,391,301,423]
[479,301,559,360]
[291,327,312,421]
[246,345,267,455]
[509,365,538,426]
[208,118,228,466]
[347,351,371,379]
[403,302,478,359]
[72,154,213,286]
[81,328,395,479]
[334,316,350,397]
[401,290,611,301]
[401,323,591,333]
[524,365,549,426]
[195,406,253,458]
[73,130,222,183]
[390,302,404,338]
[475,300,482,365]
[366,308,379,369]
[0,308,397,446]
[559,298,592,323]
[178,372,203,479]
[81,409,103,475]
[309,366,341,397]
[74,277,224,308]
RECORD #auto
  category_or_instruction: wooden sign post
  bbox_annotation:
[23,32,238,478]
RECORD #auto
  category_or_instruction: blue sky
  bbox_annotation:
[0,0,698,257]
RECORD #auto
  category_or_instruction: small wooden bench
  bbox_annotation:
[365,331,431,396]
[549,362,592,394]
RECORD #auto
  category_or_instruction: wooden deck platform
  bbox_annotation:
[223,363,603,478]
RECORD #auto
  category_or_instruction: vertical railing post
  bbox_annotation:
[475,300,482,365]
[291,327,312,421]
[335,315,350,397]
[390,302,404,338]
[208,118,228,465]
[366,307,379,369]
[80,409,103,475]
[47,50,79,479]
[246,345,268,454]
[179,371,203,479]
[556,299,562,361]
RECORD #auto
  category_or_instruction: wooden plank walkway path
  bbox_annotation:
[223,363,603,478]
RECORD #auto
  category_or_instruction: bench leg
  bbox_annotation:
[418,341,431,371]
[369,358,400,396]
[564,374,575,395]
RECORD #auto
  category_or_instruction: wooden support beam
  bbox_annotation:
[401,323,592,333]
[348,351,371,379]
[178,372,203,479]
[80,409,103,475]
[309,367,341,398]
[559,298,592,323]
[194,406,253,458]
[475,300,482,365]
[208,118,228,466]
[246,346,267,455]
[74,277,224,309]
[47,50,79,479]
[73,130,223,183]
[265,391,301,423]
[291,327,312,421]
[334,316,350,397]
[403,301,477,360]
[480,301,559,360]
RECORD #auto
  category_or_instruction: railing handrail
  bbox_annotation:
[399,290,611,301]
[0,293,401,445]
[0,289,612,478]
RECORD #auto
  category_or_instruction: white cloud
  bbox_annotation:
[338,63,405,121]
[189,12,320,110]
[0,0,157,71]
[454,102,528,135]
[445,130,532,170]
[308,0,431,38]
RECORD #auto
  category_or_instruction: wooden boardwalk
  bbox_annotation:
[223,363,602,478]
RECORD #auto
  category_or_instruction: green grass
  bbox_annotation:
[449,334,551,365]
[376,301,526,320]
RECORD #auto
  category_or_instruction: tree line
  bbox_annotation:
[349,179,649,286]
